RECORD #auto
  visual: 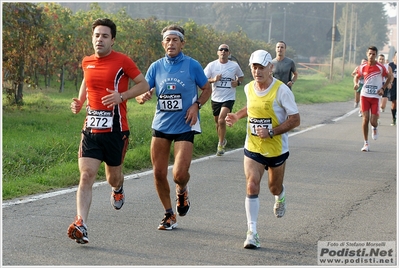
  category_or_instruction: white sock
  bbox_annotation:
[275,185,285,201]
[245,196,259,234]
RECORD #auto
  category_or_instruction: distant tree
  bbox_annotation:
[2,2,45,105]
[334,2,389,64]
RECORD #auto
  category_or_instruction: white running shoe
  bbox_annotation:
[216,139,227,156]
[361,143,369,152]
[372,128,378,140]
[274,196,286,218]
[244,231,260,249]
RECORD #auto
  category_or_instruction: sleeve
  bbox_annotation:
[203,62,212,78]
[190,59,208,88]
[356,65,363,77]
[291,59,297,72]
[145,62,157,89]
[235,63,244,77]
[278,84,299,116]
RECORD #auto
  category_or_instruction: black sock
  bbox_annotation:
[113,186,123,193]
[392,109,397,120]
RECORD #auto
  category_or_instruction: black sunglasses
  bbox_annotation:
[218,48,229,52]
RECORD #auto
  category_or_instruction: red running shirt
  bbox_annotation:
[357,62,388,98]
[82,51,141,133]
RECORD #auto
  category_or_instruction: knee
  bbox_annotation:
[218,117,226,127]
[173,170,190,185]
[154,168,167,182]
[246,179,260,195]
[269,184,282,196]
[79,171,96,189]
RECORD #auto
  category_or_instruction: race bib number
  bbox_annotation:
[159,94,183,112]
[215,77,232,89]
[364,85,378,95]
[86,109,113,129]
[249,118,272,136]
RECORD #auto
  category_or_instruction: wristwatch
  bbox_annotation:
[268,128,274,139]
[195,100,201,109]
[237,80,241,86]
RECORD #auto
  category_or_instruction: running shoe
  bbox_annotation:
[354,102,358,108]
[361,143,369,152]
[216,139,227,156]
[358,110,362,117]
[371,127,378,140]
[176,185,190,216]
[67,215,89,244]
[158,213,178,230]
[274,196,286,218]
[110,186,125,210]
[244,231,260,249]
[391,119,396,126]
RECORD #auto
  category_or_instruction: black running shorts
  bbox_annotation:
[152,130,195,143]
[211,100,235,116]
[79,130,130,166]
[244,149,289,170]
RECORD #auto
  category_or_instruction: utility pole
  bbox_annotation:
[348,4,354,65]
[283,8,286,41]
[342,3,348,78]
[353,12,358,65]
[268,14,273,43]
[329,3,337,81]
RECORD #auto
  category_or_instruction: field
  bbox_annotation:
[2,73,355,200]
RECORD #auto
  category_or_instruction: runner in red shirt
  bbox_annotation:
[67,18,149,244]
[354,46,392,152]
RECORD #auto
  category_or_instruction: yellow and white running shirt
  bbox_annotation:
[244,78,298,157]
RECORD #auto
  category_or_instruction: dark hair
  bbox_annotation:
[161,24,185,41]
[368,46,378,53]
[276,41,287,48]
[92,18,117,39]
[378,54,385,58]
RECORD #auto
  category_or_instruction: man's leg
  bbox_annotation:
[218,106,230,144]
[268,162,287,218]
[68,157,101,244]
[106,164,125,210]
[151,136,173,211]
[77,157,102,222]
[243,156,264,249]
[173,140,193,216]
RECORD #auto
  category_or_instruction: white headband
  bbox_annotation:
[163,30,184,41]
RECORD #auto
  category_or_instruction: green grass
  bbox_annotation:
[2,73,355,200]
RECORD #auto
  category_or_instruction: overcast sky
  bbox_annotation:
[384,2,397,17]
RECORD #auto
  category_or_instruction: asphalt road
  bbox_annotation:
[2,101,397,266]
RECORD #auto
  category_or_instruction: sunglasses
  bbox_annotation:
[218,48,229,52]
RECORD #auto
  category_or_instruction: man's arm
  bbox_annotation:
[185,81,212,126]
[102,73,150,108]
[71,79,87,114]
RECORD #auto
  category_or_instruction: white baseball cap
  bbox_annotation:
[248,50,272,67]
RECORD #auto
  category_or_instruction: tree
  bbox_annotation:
[334,2,389,64]
[2,3,45,104]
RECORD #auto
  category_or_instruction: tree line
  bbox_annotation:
[62,2,392,61]
[2,2,392,105]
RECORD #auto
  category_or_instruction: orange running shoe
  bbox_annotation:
[176,185,190,216]
[158,213,178,230]
[67,215,88,244]
[110,186,125,210]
